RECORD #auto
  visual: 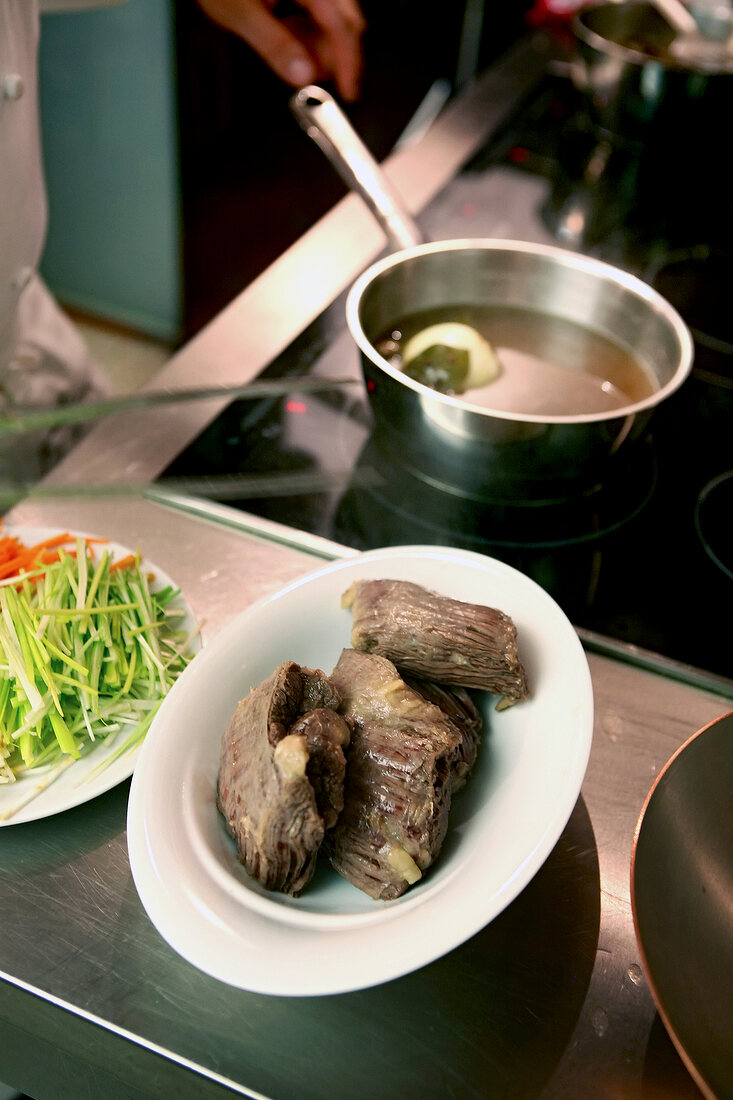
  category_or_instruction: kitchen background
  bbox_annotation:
[38,0,533,354]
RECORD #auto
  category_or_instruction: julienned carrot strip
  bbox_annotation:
[0,543,23,567]
[0,556,62,580]
[0,535,73,578]
[0,558,39,580]
[0,533,108,581]
[39,548,75,563]
[108,554,138,573]
[23,550,79,581]
[21,533,73,555]
[0,539,22,563]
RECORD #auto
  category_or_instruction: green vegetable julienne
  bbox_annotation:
[0,538,197,783]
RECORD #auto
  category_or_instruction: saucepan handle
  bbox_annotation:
[290,85,425,252]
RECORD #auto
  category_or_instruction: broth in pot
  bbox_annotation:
[375,305,660,417]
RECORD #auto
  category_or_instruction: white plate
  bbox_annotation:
[0,526,197,826]
[127,545,593,996]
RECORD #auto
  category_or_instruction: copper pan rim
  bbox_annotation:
[630,709,733,1100]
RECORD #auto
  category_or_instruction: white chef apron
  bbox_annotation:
[0,0,117,484]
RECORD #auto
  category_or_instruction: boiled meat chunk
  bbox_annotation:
[326,648,462,901]
[343,578,529,707]
[404,676,481,790]
[217,661,351,896]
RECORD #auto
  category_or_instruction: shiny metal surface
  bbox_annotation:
[0,36,731,1099]
[291,86,692,491]
[347,239,692,495]
[0,493,728,1098]
[290,86,424,251]
[647,0,699,37]
[572,2,733,141]
[631,711,733,1100]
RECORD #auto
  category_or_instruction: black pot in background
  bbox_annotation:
[572,2,733,143]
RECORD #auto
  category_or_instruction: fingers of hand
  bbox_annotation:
[197,0,365,100]
[295,0,365,100]
[196,0,319,87]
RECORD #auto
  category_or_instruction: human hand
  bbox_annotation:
[196,0,366,101]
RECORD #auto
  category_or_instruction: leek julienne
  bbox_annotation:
[0,535,197,785]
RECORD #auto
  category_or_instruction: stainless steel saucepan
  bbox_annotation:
[291,86,693,501]
[571,1,733,142]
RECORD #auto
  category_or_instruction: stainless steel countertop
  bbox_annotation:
[1,36,730,1099]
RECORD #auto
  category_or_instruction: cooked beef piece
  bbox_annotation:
[300,668,342,713]
[290,708,350,829]
[217,662,351,896]
[404,676,481,790]
[342,578,529,707]
[326,648,462,901]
